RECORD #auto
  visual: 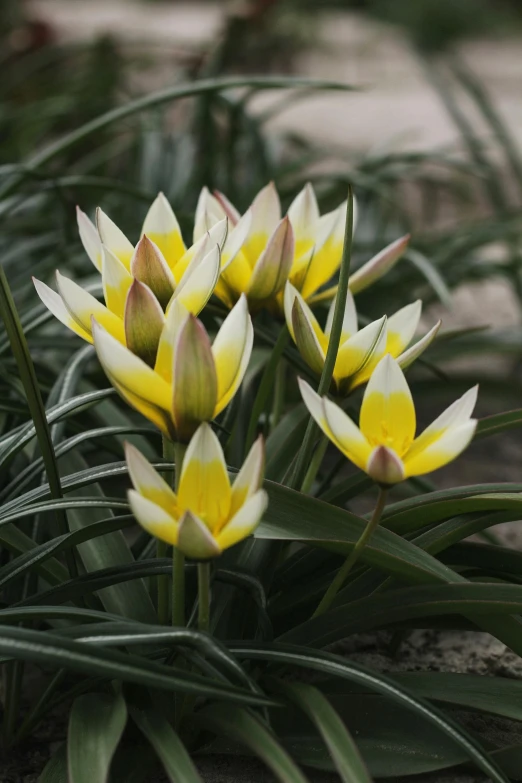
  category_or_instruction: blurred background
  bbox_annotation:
[3,0,522,483]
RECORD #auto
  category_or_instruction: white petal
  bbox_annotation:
[128,489,178,545]
[386,300,422,357]
[125,441,177,508]
[212,295,254,415]
[193,187,227,242]
[77,206,102,272]
[325,290,358,339]
[404,420,477,478]
[216,490,268,551]
[249,182,281,236]
[231,436,265,516]
[33,277,92,342]
[96,208,134,268]
[287,183,319,243]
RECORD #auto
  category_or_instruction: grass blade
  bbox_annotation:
[131,709,203,783]
[272,680,372,783]
[68,692,127,783]
[194,704,310,783]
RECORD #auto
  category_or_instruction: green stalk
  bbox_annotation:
[300,436,329,495]
[197,563,211,632]
[245,325,289,453]
[313,487,388,617]
[172,441,187,628]
[271,358,286,431]
[289,187,354,490]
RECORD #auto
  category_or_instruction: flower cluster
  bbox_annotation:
[35,184,477,560]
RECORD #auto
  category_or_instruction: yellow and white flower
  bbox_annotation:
[285,283,440,394]
[299,354,477,485]
[126,424,267,559]
[33,193,224,359]
[194,183,359,310]
[92,295,253,442]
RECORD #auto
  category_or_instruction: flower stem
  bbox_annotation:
[172,441,187,627]
[301,435,329,494]
[312,486,388,617]
[197,562,211,632]
[290,188,354,490]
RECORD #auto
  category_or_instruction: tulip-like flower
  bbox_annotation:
[285,283,440,395]
[194,182,409,310]
[92,295,253,442]
[33,193,224,360]
[125,424,268,559]
[300,354,477,485]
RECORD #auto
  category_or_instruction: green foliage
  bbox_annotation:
[2,18,522,783]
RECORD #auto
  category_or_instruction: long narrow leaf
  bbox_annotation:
[68,693,127,783]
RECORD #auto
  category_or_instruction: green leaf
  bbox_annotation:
[388,672,522,722]
[1,76,357,200]
[0,266,75,575]
[383,490,522,535]
[0,625,271,706]
[131,708,203,783]
[194,704,310,783]
[68,692,127,783]
[476,408,522,439]
[272,681,372,783]
[39,743,67,783]
[0,388,113,467]
[64,451,157,624]
[259,481,460,584]
[231,643,510,783]
[0,516,133,591]
[280,582,522,647]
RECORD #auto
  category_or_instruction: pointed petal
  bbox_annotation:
[248,216,294,301]
[220,212,254,301]
[405,385,478,462]
[96,208,134,269]
[334,316,387,384]
[292,296,326,376]
[193,187,227,242]
[131,235,176,310]
[128,489,178,546]
[212,295,254,416]
[124,280,164,366]
[284,281,299,341]
[249,181,281,236]
[141,192,185,268]
[154,299,190,384]
[366,446,405,485]
[222,210,252,268]
[230,436,265,516]
[241,182,281,265]
[360,354,416,457]
[298,378,371,471]
[102,246,133,320]
[177,511,221,559]
[349,235,410,296]
[386,300,422,357]
[300,201,347,301]
[56,271,125,343]
[92,319,171,413]
[288,182,319,256]
[33,277,92,342]
[173,244,220,315]
[173,316,218,441]
[125,441,177,512]
[216,490,268,551]
[404,420,477,478]
[77,207,102,272]
[178,423,231,531]
[174,217,228,282]
[325,289,358,340]
[397,320,441,371]
[213,190,241,225]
